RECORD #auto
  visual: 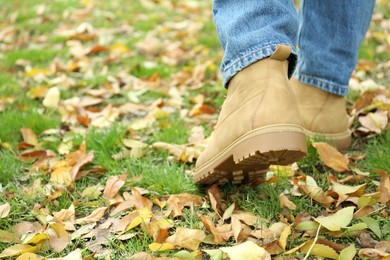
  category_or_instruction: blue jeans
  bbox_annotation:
[213,0,375,96]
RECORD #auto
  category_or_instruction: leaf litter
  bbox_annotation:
[0,0,389,259]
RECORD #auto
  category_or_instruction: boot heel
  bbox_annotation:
[232,129,307,166]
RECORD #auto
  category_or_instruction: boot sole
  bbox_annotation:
[193,124,307,184]
[305,129,352,150]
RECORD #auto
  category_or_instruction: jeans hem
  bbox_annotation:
[293,71,349,96]
[221,44,297,88]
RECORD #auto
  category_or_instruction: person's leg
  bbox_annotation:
[213,0,299,87]
[193,1,307,185]
[292,0,375,149]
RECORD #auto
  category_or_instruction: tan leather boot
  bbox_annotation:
[290,77,351,150]
[193,45,307,185]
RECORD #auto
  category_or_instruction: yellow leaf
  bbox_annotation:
[50,167,72,185]
[331,182,366,197]
[339,244,357,260]
[300,240,339,259]
[125,208,153,231]
[24,233,48,244]
[16,253,40,260]
[148,242,175,252]
[314,207,355,231]
[0,244,38,258]
[278,225,291,250]
[24,68,51,78]
[220,241,271,260]
[110,43,130,54]
[0,203,10,219]
[312,142,349,172]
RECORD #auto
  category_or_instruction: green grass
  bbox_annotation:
[0,102,61,146]
[363,128,390,172]
[2,49,66,68]
[0,150,26,185]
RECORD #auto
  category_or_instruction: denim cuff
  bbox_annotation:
[293,71,349,96]
[221,43,298,88]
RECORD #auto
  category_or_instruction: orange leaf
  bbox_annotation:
[312,142,349,172]
[20,128,38,146]
[131,187,152,211]
[103,174,128,199]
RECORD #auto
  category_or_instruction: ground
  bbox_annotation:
[0,0,389,259]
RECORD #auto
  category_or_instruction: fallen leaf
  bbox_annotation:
[359,111,388,134]
[339,244,357,260]
[42,87,60,108]
[46,223,70,252]
[0,203,10,218]
[20,128,38,147]
[361,216,382,238]
[279,193,297,210]
[315,206,355,231]
[165,193,203,218]
[331,182,367,197]
[377,170,390,204]
[300,240,339,259]
[165,227,205,250]
[208,183,223,218]
[200,215,233,244]
[148,242,175,252]
[103,174,128,199]
[0,244,38,258]
[131,187,152,211]
[312,142,349,172]
[16,253,40,260]
[220,241,271,260]
[76,207,107,225]
[0,230,21,243]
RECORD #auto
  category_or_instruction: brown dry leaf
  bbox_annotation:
[20,128,38,146]
[165,193,203,218]
[70,150,94,181]
[312,142,349,172]
[46,223,70,252]
[299,180,336,208]
[376,170,390,204]
[146,218,174,239]
[165,227,206,251]
[220,241,271,260]
[359,111,388,134]
[76,207,107,225]
[200,215,233,244]
[231,210,265,227]
[152,142,201,163]
[131,187,153,211]
[103,174,128,199]
[358,248,389,259]
[208,183,224,217]
[0,203,10,218]
[0,230,21,243]
[47,248,83,260]
[279,193,297,210]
